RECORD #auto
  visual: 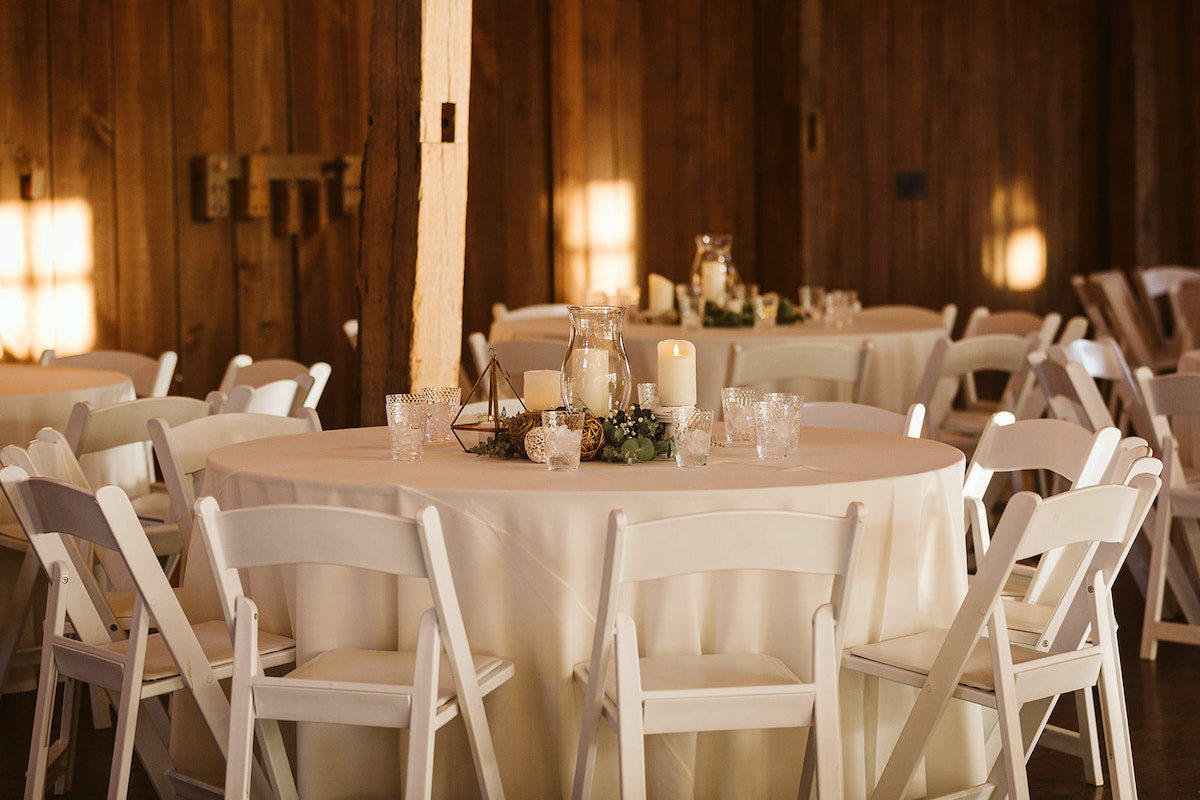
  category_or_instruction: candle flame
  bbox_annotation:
[673,343,681,356]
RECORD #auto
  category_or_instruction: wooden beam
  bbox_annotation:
[360,0,471,423]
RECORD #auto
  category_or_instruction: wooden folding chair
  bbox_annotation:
[572,503,866,800]
[195,497,514,800]
[0,466,295,800]
[844,475,1158,800]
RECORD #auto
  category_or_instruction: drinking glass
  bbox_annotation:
[421,386,461,443]
[754,399,791,460]
[637,382,659,409]
[542,410,585,472]
[673,407,714,468]
[676,284,705,331]
[764,392,804,449]
[798,285,825,322]
[721,386,760,443]
[753,292,780,331]
[385,394,427,461]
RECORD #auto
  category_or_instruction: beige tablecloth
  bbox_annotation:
[489,306,946,414]
[0,364,135,691]
[175,424,986,799]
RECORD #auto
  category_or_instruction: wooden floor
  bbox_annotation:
[0,570,1197,799]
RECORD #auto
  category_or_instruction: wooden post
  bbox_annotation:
[359,0,472,424]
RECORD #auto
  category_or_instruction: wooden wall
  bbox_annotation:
[4,1,1198,427]
[0,0,369,428]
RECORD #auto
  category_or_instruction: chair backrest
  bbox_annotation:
[800,401,925,438]
[1168,278,1200,353]
[221,377,313,417]
[726,340,874,404]
[40,349,178,398]
[149,411,321,551]
[1133,265,1200,347]
[1052,338,1155,442]
[1029,351,1114,432]
[491,302,570,323]
[1054,315,1090,347]
[1133,365,1200,487]
[1070,274,1114,340]
[472,338,566,396]
[218,355,331,409]
[592,503,865,671]
[912,334,1034,436]
[962,307,1061,351]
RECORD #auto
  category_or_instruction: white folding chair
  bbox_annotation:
[468,336,565,396]
[726,340,874,404]
[149,411,321,574]
[912,334,1036,448]
[1167,277,1200,353]
[491,302,570,323]
[0,467,295,800]
[1088,270,1177,373]
[572,503,865,800]
[218,376,314,417]
[1134,366,1200,659]
[844,475,1158,800]
[1028,351,1115,433]
[1054,316,1090,348]
[1132,264,1200,350]
[800,400,925,438]
[40,349,178,399]
[195,498,514,800]
[1051,338,1155,440]
[218,354,331,410]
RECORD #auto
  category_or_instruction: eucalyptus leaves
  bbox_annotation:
[598,404,675,465]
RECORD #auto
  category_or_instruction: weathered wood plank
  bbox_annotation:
[231,0,294,359]
[47,0,117,351]
[172,0,236,398]
[549,0,587,302]
[0,0,51,360]
[113,0,177,362]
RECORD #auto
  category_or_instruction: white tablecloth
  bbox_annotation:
[0,364,135,691]
[175,424,986,799]
[489,306,946,414]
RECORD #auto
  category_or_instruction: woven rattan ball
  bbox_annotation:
[524,426,547,463]
[580,414,605,461]
[506,411,542,457]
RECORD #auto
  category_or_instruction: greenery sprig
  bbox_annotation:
[599,404,674,465]
[702,296,806,327]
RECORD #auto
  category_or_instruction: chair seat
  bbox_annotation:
[96,619,293,682]
[1000,598,1055,635]
[576,651,804,698]
[131,490,171,523]
[289,647,512,706]
[103,587,186,628]
[848,629,1047,692]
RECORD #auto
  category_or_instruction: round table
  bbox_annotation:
[0,363,134,691]
[176,425,987,799]
[489,306,947,414]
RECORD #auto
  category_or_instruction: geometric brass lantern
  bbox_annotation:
[451,349,528,452]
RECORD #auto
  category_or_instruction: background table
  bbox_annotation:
[177,424,986,799]
[0,363,134,692]
[489,306,947,413]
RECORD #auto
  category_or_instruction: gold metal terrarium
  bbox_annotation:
[451,349,527,452]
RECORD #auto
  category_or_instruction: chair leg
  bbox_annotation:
[54,677,82,795]
[0,550,40,693]
[1094,583,1138,799]
[614,616,646,800]
[405,609,441,800]
[108,606,151,800]
[24,634,60,800]
[1140,498,1173,660]
[1072,687,1103,786]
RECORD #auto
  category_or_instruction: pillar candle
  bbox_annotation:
[571,349,610,413]
[657,339,697,407]
[524,369,561,412]
[648,273,675,313]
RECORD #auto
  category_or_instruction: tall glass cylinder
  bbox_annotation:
[690,234,735,307]
[560,306,631,416]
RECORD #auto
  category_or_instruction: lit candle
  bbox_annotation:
[648,273,675,313]
[571,348,610,413]
[701,262,727,306]
[524,369,561,412]
[657,339,697,407]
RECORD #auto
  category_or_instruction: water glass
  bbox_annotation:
[764,392,804,448]
[673,407,714,468]
[385,394,427,461]
[798,285,825,322]
[721,387,760,443]
[755,399,792,460]
[542,410,585,472]
[676,284,705,331]
[421,386,461,443]
[637,382,659,409]
[753,292,780,331]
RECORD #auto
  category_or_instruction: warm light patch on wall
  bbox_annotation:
[0,199,96,359]
[983,180,1047,291]
[561,180,637,303]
